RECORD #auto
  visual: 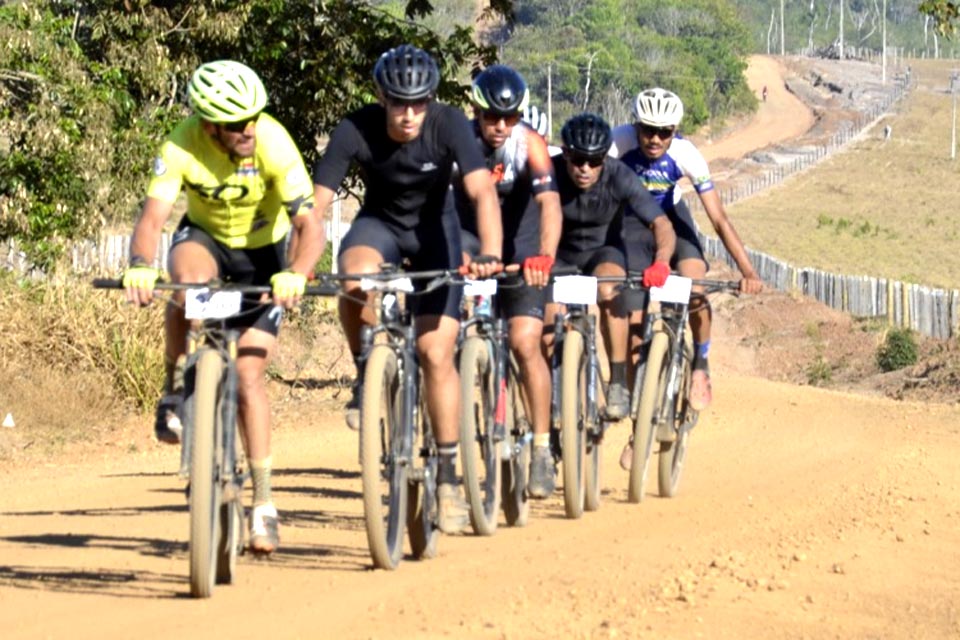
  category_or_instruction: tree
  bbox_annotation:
[0,0,504,268]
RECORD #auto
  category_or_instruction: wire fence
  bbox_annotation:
[688,74,960,340]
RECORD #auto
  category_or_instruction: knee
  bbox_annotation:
[418,340,456,373]
[509,328,542,364]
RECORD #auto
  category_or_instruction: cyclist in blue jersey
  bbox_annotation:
[312,45,503,534]
[451,65,563,498]
[547,113,676,420]
[611,88,762,468]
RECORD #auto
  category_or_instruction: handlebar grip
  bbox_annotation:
[549,265,580,276]
[92,278,123,289]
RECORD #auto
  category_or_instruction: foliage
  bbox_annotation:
[501,0,755,135]
[0,0,501,270]
[877,327,919,372]
[919,1,960,35]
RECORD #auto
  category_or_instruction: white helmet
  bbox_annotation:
[632,88,684,128]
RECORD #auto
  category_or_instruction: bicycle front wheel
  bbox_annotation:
[658,331,695,498]
[628,332,669,503]
[458,336,500,536]
[360,345,408,570]
[560,330,586,519]
[188,348,224,598]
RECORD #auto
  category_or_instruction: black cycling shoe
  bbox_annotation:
[154,393,184,444]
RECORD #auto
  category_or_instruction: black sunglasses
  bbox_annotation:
[481,111,521,126]
[564,150,605,168]
[221,114,259,133]
[639,123,676,140]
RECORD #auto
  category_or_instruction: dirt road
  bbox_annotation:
[3,57,959,639]
[698,55,816,164]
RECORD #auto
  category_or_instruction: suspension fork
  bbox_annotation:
[584,312,601,436]
[549,310,566,435]
[491,316,509,445]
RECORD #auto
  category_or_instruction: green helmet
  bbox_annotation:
[188,60,267,123]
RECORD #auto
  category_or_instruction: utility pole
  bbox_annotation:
[547,62,552,142]
[882,0,887,84]
[839,0,844,60]
[951,71,958,160]
[780,0,785,56]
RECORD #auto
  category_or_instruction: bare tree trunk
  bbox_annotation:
[582,51,598,111]
[781,0,786,56]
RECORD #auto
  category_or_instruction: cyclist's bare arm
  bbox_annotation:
[126,196,175,305]
[698,189,762,294]
[650,215,677,266]
[278,200,325,308]
[531,190,562,287]
[462,167,503,277]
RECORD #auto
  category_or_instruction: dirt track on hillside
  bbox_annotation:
[2,57,959,639]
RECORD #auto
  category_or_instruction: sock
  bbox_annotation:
[693,341,711,370]
[250,456,273,505]
[533,432,550,448]
[610,361,627,386]
[437,443,458,485]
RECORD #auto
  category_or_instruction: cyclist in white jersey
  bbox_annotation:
[610,88,762,468]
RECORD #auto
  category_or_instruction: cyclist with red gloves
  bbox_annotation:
[548,113,676,421]
[122,60,324,555]
[450,65,563,498]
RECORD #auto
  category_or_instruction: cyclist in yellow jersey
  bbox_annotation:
[122,60,324,555]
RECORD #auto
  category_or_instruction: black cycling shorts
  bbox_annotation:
[622,200,708,312]
[339,213,463,319]
[170,218,287,337]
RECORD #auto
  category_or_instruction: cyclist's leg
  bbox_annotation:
[502,281,554,497]
[591,248,629,419]
[409,212,468,533]
[158,224,220,443]
[336,216,399,428]
[622,216,657,377]
[675,227,711,410]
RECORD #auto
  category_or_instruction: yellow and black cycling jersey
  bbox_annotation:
[147,113,314,249]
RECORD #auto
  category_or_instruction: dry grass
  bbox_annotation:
[718,59,960,290]
[0,272,165,460]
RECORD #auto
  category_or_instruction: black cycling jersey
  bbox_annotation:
[552,155,664,255]
[452,121,557,262]
[313,102,486,228]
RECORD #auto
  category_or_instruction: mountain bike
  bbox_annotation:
[550,274,616,519]
[92,278,335,598]
[626,276,739,502]
[351,266,467,569]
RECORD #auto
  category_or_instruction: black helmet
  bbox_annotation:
[373,44,440,101]
[471,65,529,116]
[561,113,612,157]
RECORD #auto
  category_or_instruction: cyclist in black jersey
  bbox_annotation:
[547,113,676,420]
[451,65,563,498]
[312,45,503,534]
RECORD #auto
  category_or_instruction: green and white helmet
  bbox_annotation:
[188,60,267,123]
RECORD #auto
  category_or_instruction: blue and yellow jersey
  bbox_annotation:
[147,113,314,249]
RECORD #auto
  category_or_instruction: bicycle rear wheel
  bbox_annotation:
[560,330,586,519]
[628,332,670,503]
[360,345,408,570]
[187,347,224,598]
[458,336,500,536]
[215,499,243,585]
[501,363,530,527]
[658,332,695,498]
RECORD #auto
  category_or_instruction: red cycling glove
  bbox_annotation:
[522,254,555,274]
[642,261,671,288]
